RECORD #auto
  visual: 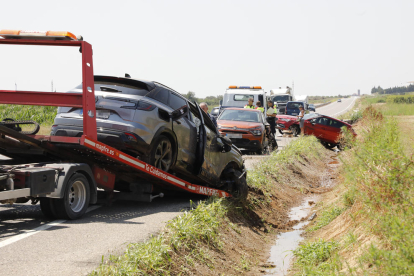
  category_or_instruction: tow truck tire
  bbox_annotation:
[230,170,248,201]
[54,173,90,220]
[40,198,57,219]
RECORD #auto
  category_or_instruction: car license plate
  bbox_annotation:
[292,113,298,115]
[80,109,110,119]
[226,134,242,139]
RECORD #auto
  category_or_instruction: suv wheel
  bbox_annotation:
[149,135,173,172]
[228,170,248,201]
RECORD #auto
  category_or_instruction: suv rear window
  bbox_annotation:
[169,93,187,110]
[74,82,149,96]
[147,88,169,105]
[287,102,304,109]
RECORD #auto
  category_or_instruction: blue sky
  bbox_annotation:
[0,0,413,97]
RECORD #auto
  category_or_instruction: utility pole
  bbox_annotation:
[51,80,53,92]
[15,82,17,91]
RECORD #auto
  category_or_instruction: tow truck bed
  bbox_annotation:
[0,32,233,220]
[0,124,230,197]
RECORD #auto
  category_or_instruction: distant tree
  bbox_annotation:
[183,91,198,102]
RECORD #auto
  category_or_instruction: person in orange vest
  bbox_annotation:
[255,101,264,112]
[244,97,255,109]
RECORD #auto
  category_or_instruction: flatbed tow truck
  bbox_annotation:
[0,30,234,220]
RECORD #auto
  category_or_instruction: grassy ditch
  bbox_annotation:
[290,105,414,275]
[91,136,332,275]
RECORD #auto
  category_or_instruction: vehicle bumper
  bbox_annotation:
[51,125,148,154]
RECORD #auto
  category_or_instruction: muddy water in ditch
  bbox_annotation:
[265,195,319,275]
[266,154,339,275]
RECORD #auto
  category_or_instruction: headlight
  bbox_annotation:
[250,127,262,136]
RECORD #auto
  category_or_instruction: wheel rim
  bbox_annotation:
[68,180,86,213]
[154,139,172,171]
[290,126,297,136]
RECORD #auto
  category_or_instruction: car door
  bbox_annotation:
[168,92,197,171]
[308,117,327,138]
[192,103,222,184]
[305,117,318,136]
[324,118,344,143]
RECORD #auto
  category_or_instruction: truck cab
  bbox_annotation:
[221,86,267,113]
[270,87,293,114]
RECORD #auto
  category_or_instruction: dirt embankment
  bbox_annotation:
[92,137,337,275]
[166,144,336,275]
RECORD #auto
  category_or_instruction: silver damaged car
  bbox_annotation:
[51,76,247,199]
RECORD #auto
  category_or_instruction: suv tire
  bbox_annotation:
[148,135,173,172]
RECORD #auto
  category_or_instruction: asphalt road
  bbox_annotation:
[314,96,358,118]
[0,97,358,275]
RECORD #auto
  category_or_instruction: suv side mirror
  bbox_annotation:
[171,105,189,121]
[219,136,233,152]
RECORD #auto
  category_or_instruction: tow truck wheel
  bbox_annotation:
[40,198,57,219]
[228,170,248,201]
[54,173,90,220]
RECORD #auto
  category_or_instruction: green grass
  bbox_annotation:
[341,107,414,275]
[91,136,329,275]
[248,135,325,195]
[307,206,344,232]
[0,104,57,125]
[292,239,339,275]
[374,103,414,116]
[91,198,227,275]
[292,104,414,275]
[360,95,414,116]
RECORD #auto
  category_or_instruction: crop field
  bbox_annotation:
[0,104,57,125]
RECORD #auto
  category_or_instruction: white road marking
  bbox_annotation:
[0,205,101,249]
[331,97,357,117]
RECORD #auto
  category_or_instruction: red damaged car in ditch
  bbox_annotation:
[278,113,356,150]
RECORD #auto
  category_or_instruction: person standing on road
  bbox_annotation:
[298,105,305,136]
[255,101,264,113]
[244,97,255,109]
[200,102,217,127]
[266,100,277,136]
